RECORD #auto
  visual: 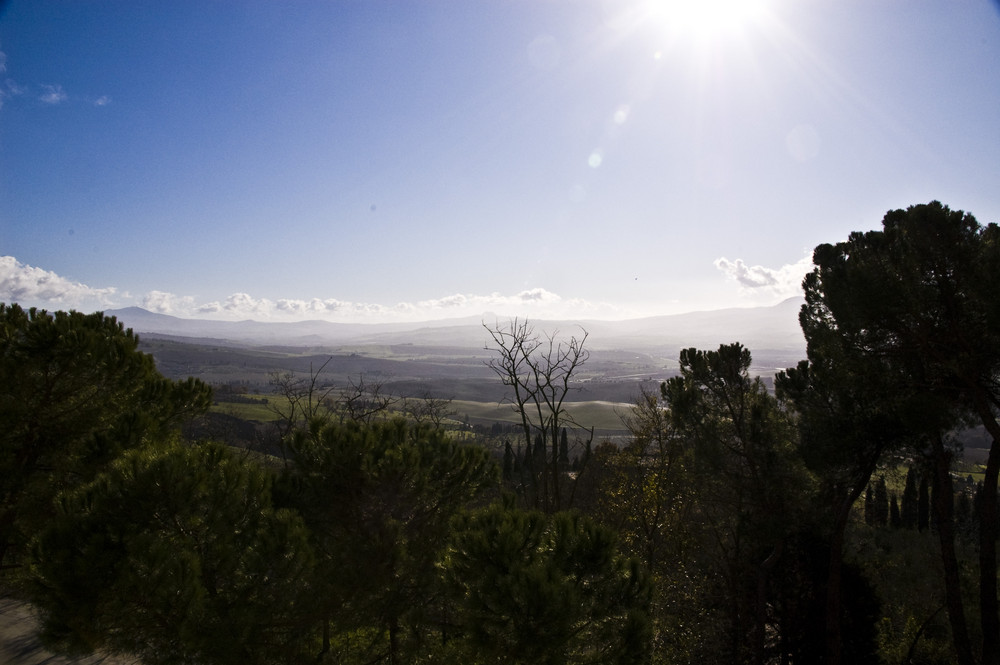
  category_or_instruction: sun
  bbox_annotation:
[645,0,771,46]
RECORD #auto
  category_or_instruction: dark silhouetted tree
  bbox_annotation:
[442,502,651,665]
[31,441,313,665]
[790,202,999,665]
[0,304,211,571]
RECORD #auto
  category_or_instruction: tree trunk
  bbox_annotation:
[980,438,1000,665]
[931,440,975,665]
[825,506,846,665]
[753,543,782,665]
[389,615,400,665]
[550,428,561,512]
[974,394,1000,665]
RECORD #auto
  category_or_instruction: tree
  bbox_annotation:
[864,485,875,526]
[788,201,1000,664]
[442,502,651,664]
[484,318,591,512]
[406,389,455,429]
[559,428,570,470]
[901,468,919,529]
[918,471,930,532]
[0,304,212,571]
[874,477,889,527]
[598,385,701,661]
[275,419,497,663]
[30,441,314,665]
[265,357,339,449]
[663,343,811,665]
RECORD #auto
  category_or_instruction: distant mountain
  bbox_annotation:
[106,299,806,370]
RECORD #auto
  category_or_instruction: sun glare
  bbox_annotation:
[646,0,770,46]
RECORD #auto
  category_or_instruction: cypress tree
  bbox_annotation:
[918,472,930,531]
[901,468,918,529]
[956,490,974,538]
[890,493,902,528]
[559,428,569,469]
[864,484,875,526]
[874,477,889,526]
[503,440,514,482]
[534,432,545,468]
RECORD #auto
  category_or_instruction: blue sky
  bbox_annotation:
[2,0,999,322]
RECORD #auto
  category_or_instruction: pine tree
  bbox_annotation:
[443,503,651,664]
[276,419,498,662]
[0,304,212,570]
[32,441,314,665]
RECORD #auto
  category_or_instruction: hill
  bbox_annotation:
[108,298,806,372]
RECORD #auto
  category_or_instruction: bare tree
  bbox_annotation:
[266,358,338,461]
[265,360,401,460]
[406,389,455,429]
[484,318,591,512]
[340,373,400,425]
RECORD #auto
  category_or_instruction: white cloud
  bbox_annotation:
[94,95,111,106]
[141,290,195,315]
[39,84,67,104]
[0,256,642,324]
[714,253,813,300]
[0,76,25,110]
[176,287,628,323]
[0,256,118,308]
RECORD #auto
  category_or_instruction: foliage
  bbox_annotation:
[0,303,211,570]
[661,343,816,665]
[442,501,651,665]
[275,418,498,663]
[789,201,1000,665]
[30,441,314,665]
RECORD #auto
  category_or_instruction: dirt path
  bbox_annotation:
[0,595,135,665]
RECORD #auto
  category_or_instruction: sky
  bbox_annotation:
[2,0,999,323]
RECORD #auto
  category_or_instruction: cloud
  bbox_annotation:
[1,256,638,324]
[178,287,627,323]
[714,253,813,300]
[94,95,111,106]
[0,256,118,307]
[141,290,195,315]
[39,84,67,104]
[0,75,25,111]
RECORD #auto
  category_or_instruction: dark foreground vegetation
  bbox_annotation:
[2,201,1000,664]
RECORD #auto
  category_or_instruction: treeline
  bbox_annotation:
[3,201,1000,664]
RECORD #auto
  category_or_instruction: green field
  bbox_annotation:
[212,394,630,434]
[443,399,629,432]
[211,396,284,422]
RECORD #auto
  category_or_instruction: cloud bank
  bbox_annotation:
[3,254,808,324]
[0,256,628,323]
[176,287,622,323]
[714,253,813,300]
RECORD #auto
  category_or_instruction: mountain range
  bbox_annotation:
[107,298,807,373]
